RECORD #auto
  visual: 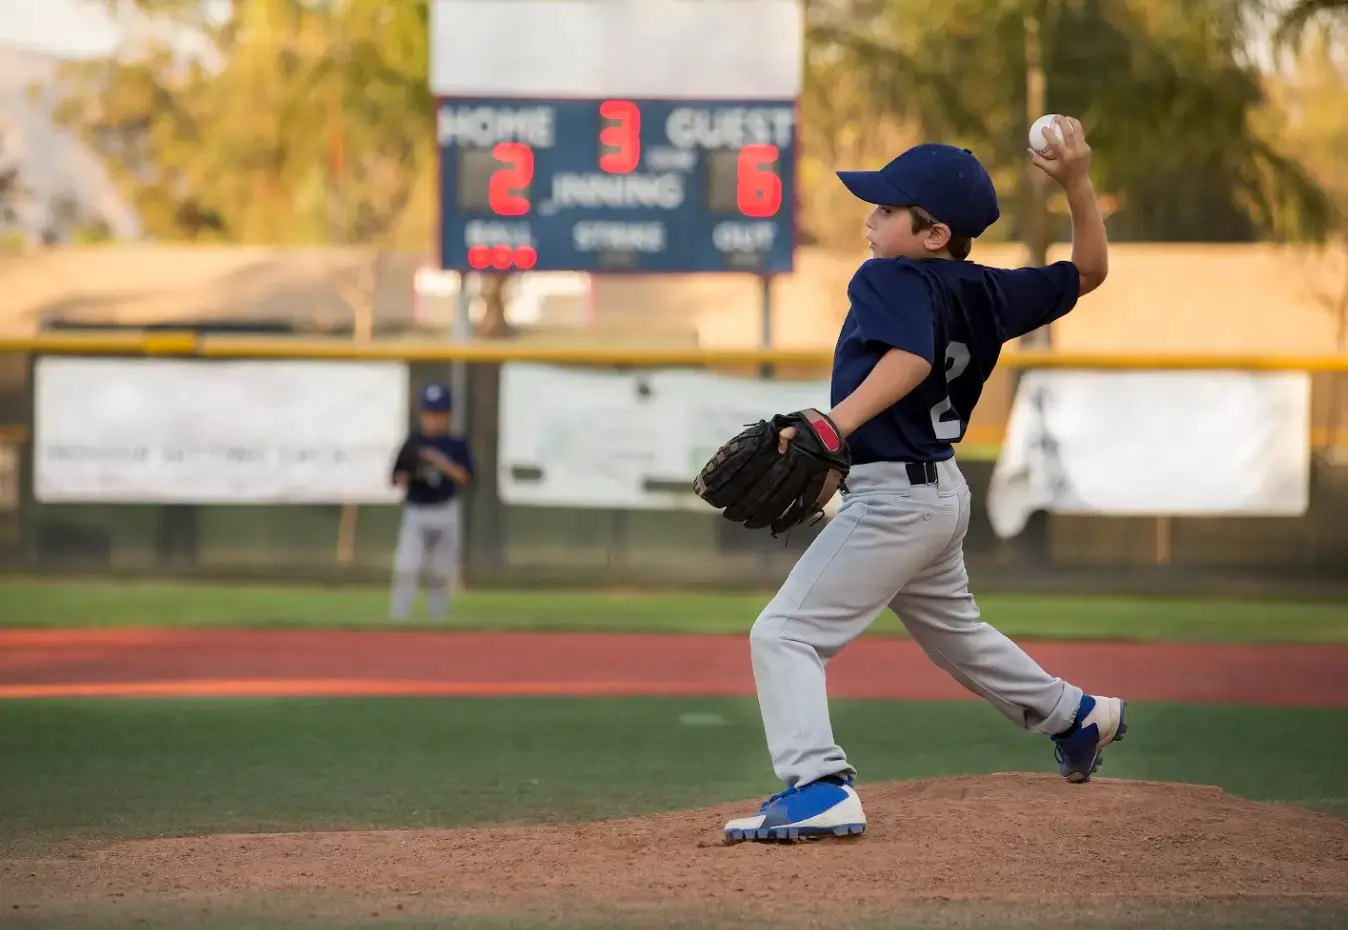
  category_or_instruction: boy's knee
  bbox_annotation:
[749,607,790,654]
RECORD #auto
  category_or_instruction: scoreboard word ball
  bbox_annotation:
[437,98,797,274]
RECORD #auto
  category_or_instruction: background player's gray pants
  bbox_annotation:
[750,459,1083,788]
[390,500,461,621]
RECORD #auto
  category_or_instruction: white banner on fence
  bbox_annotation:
[499,363,830,510]
[986,369,1312,539]
[34,358,410,504]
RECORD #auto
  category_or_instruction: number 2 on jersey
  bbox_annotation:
[929,342,970,441]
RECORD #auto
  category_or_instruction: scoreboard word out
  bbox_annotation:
[437,98,797,274]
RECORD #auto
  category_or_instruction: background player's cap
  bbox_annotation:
[419,382,453,412]
[836,143,1000,238]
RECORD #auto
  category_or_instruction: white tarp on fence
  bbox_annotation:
[34,357,409,504]
[499,363,830,509]
[986,369,1312,538]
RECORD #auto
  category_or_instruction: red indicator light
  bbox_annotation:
[488,142,534,216]
[598,100,640,174]
[737,144,782,218]
[466,243,535,270]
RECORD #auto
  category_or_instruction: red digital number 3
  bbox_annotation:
[737,144,782,218]
[598,100,640,174]
[488,142,534,216]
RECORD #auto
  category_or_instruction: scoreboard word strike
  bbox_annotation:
[437,98,797,274]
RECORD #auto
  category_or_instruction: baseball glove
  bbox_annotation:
[694,408,851,536]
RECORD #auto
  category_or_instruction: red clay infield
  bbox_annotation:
[2,628,1346,705]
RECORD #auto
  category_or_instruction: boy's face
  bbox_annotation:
[866,205,951,260]
[419,410,451,434]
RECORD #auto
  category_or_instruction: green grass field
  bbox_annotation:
[4,578,1348,643]
[5,697,1347,846]
[4,580,1348,928]
[3,697,1348,929]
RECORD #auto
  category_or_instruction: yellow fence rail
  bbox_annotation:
[2,331,1348,371]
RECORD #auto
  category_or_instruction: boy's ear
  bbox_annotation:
[923,223,953,252]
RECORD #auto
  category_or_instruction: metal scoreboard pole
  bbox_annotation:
[760,274,774,379]
[451,273,471,440]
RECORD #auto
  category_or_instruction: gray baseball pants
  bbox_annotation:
[390,499,461,621]
[749,458,1083,787]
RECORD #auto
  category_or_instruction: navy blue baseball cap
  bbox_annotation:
[837,143,1000,238]
[419,382,453,412]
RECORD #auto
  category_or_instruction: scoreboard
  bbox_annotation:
[437,98,797,274]
[429,0,803,276]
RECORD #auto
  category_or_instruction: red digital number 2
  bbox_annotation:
[488,142,534,216]
[737,144,782,218]
[598,100,640,174]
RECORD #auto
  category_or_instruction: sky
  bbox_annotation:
[0,0,122,59]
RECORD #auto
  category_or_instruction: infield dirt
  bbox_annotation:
[6,773,1347,925]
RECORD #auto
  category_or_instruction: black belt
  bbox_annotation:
[905,462,939,485]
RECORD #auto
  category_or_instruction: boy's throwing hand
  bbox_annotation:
[1028,116,1092,190]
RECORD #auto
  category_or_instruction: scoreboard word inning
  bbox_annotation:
[437,98,797,274]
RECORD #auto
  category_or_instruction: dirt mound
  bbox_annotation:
[6,775,1348,918]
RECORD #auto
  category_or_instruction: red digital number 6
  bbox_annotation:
[488,142,534,216]
[736,144,782,218]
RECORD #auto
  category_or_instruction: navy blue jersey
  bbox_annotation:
[831,256,1080,464]
[392,432,474,505]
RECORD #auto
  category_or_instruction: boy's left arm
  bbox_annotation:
[826,348,932,438]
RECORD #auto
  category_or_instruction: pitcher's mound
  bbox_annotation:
[10,775,1348,917]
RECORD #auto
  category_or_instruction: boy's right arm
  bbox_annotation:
[1030,115,1108,295]
[1064,177,1108,296]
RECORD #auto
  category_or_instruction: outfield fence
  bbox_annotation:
[1,331,1346,597]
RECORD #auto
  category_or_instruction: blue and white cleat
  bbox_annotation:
[1052,695,1128,783]
[723,775,866,844]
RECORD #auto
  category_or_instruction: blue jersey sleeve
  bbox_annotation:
[987,261,1081,342]
[846,259,936,364]
[456,438,476,477]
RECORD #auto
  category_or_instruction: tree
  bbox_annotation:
[1276,0,1348,47]
[41,191,113,245]
[803,0,1333,251]
[54,0,436,247]
[0,131,22,231]
[1262,34,1348,333]
[1259,32,1348,456]
[59,0,1336,260]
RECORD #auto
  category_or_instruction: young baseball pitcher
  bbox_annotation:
[698,118,1121,843]
[389,382,474,622]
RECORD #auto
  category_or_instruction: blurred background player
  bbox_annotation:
[389,383,474,622]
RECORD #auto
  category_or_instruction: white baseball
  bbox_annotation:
[1029,114,1064,158]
